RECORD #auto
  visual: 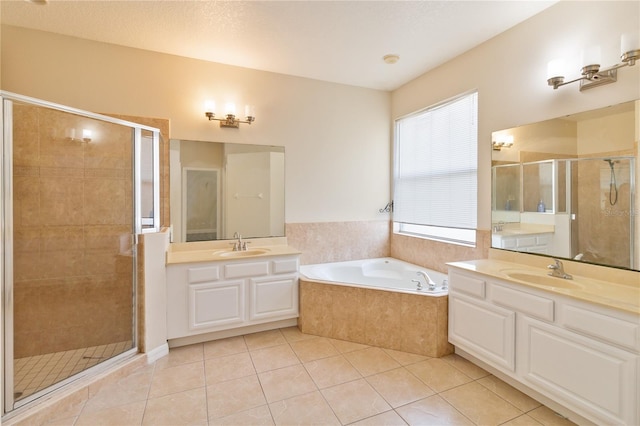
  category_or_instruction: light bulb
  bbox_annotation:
[581,45,601,66]
[225,103,236,116]
[204,100,215,113]
[621,32,639,55]
[547,58,565,79]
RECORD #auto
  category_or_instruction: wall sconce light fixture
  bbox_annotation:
[204,101,255,128]
[547,34,639,91]
[492,134,514,151]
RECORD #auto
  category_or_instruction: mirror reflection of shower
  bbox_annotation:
[492,155,635,270]
[574,156,634,269]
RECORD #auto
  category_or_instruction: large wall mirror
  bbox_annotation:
[170,139,285,242]
[491,100,639,271]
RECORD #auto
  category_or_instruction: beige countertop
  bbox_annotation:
[447,258,640,314]
[492,223,555,236]
[166,237,301,264]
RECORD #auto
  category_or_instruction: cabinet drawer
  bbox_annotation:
[536,234,551,245]
[561,304,639,352]
[516,236,537,248]
[272,258,299,274]
[188,265,220,283]
[225,261,269,278]
[449,270,485,298]
[491,284,554,322]
[501,238,517,249]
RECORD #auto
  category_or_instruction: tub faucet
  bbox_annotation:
[416,271,436,291]
[547,259,572,279]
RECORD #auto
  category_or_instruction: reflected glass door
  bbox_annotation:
[9,101,136,406]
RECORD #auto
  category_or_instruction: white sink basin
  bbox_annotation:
[503,271,583,290]
[215,248,270,258]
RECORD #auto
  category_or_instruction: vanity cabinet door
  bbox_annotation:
[519,316,638,426]
[188,279,246,330]
[249,274,298,321]
[449,293,516,371]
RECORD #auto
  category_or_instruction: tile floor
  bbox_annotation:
[14,341,133,401]
[43,327,576,425]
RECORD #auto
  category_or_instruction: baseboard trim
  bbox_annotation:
[145,342,169,363]
[168,318,298,348]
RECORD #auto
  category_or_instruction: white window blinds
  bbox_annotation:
[393,91,478,232]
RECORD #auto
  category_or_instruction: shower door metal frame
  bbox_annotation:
[1,91,161,415]
[2,97,16,415]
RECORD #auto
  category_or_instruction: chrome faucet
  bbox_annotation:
[547,259,572,279]
[232,232,248,251]
[415,271,436,291]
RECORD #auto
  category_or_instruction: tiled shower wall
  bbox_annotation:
[12,105,135,358]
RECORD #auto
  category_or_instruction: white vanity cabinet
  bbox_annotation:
[491,232,552,254]
[167,254,299,340]
[448,267,639,426]
[448,273,516,371]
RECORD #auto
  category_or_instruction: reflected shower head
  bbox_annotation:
[603,159,618,169]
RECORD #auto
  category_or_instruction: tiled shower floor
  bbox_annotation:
[13,341,132,401]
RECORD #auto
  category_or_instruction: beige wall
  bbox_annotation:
[0,25,392,226]
[392,1,640,233]
[577,109,635,156]
[3,1,638,249]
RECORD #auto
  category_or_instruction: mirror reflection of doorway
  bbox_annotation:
[183,168,220,242]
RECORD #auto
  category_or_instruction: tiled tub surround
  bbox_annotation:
[391,229,491,274]
[299,279,452,357]
[285,220,390,265]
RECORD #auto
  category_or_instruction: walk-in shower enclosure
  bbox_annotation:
[1,91,160,415]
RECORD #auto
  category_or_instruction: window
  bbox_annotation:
[393,91,478,246]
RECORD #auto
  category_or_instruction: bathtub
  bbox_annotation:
[298,257,453,357]
[300,257,448,295]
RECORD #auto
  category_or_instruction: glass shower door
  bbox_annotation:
[5,98,137,409]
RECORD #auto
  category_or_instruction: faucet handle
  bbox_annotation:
[411,279,423,291]
[548,259,561,269]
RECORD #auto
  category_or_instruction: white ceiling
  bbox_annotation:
[1,0,557,91]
